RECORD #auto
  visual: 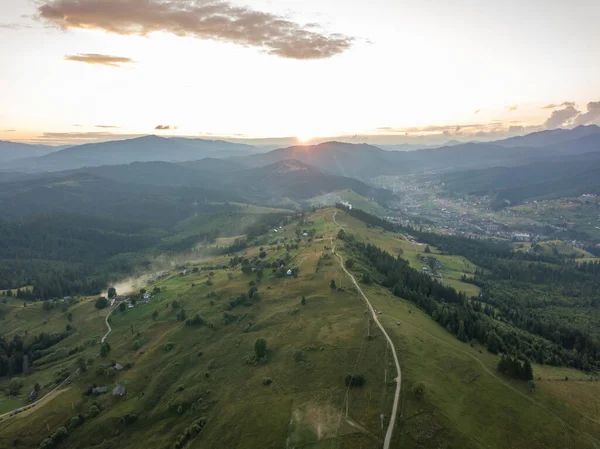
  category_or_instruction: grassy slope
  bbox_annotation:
[1,208,599,449]
[0,209,392,449]
[332,209,600,449]
[334,212,481,297]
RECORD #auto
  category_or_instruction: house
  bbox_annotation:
[128,304,134,309]
[286,269,293,276]
[112,384,126,396]
[114,363,124,371]
[183,269,191,275]
[143,292,151,300]
[114,295,128,302]
[92,386,108,395]
[302,232,308,237]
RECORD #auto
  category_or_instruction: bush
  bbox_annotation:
[263,377,273,386]
[254,338,267,359]
[294,350,303,362]
[345,259,354,269]
[330,279,337,290]
[185,314,205,326]
[120,413,138,425]
[345,374,365,387]
[69,416,82,429]
[99,341,111,357]
[7,377,24,395]
[412,382,425,400]
[94,297,109,309]
[88,404,100,418]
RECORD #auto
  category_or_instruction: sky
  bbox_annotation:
[1,0,599,146]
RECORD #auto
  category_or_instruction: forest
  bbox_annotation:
[336,205,600,372]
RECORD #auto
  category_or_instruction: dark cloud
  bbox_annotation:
[544,105,579,129]
[64,53,134,67]
[155,125,177,130]
[95,125,120,128]
[506,105,518,112]
[508,125,525,133]
[38,0,354,60]
[573,101,600,126]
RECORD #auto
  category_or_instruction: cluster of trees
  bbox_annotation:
[0,331,72,377]
[497,354,534,381]
[39,426,68,449]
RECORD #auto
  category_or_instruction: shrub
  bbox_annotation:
[345,374,365,387]
[99,341,111,358]
[120,413,138,425]
[263,377,273,386]
[88,405,100,418]
[254,338,267,359]
[330,279,337,290]
[7,377,24,395]
[94,297,109,309]
[294,350,303,362]
[185,314,205,326]
[412,382,425,400]
[69,416,82,429]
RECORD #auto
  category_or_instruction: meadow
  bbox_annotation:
[0,208,598,449]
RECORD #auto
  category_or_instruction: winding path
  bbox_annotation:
[0,306,116,421]
[101,305,117,343]
[332,210,402,449]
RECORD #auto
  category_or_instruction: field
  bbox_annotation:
[332,211,481,297]
[1,208,599,449]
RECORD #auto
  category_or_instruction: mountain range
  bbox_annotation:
[2,125,599,208]
[3,126,599,179]
[2,135,258,172]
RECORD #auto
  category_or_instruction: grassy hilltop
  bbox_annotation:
[0,208,599,449]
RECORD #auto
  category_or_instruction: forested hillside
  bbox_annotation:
[337,204,600,372]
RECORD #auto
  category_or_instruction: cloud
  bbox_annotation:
[30,131,144,145]
[2,129,16,132]
[506,105,518,112]
[544,105,580,129]
[508,125,525,133]
[541,101,575,109]
[95,125,120,128]
[38,0,354,60]
[573,101,600,126]
[474,109,480,115]
[64,53,134,67]
[0,23,32,29]
[155,124,177,130]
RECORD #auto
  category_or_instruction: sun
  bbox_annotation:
[296,134,313,144]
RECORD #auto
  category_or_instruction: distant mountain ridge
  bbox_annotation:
[2,135,259,172]
[3,125,600,178]
[0,140,62,164]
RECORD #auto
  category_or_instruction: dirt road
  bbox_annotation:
[332,210,402,449]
